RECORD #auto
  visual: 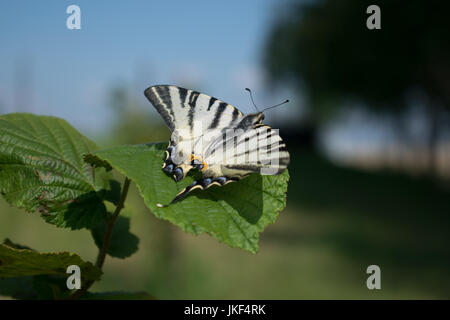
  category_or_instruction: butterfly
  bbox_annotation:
[144,85,290,207]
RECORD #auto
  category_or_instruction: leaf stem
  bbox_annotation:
[68,177,131,300]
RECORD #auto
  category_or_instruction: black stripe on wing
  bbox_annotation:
[207,97,218,111]
[188,91,200,131]
[231,108,240,122]
[145,85,245,133]
[208,102,228,129]
[156,176,239,207]
[178,87,188,105]
[144,85,176,131]
[223,164,263,171]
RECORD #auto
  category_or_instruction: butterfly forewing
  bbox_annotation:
[144,85,243,133]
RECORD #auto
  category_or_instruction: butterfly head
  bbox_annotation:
[238,112,265,129]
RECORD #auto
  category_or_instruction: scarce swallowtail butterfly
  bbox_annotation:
[144,85,290,207]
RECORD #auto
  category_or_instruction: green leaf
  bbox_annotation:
[85,143,289,253]
[83,153,112,171]
[81,291,155,300]
[0,277,37,299]
[31,274,72,300]
[100,180,122,206]
[0,113,111,229]
[3,238,34,250]
[91,216,139,259]
[0,275,77,300]
[0,240,102,281]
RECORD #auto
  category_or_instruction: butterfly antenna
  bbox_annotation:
[260,99,290,113]
[246,88,289,113]
[245,88,260,112]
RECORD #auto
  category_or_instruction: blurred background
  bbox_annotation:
[1,0,449,299]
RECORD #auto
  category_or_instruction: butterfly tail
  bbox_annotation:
[156,177,234,208]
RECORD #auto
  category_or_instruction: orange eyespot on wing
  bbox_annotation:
[190,154,208,171]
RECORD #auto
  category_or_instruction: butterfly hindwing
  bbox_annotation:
[203,125,290,179]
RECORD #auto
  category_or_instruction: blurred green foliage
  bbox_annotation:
[265,0,450,114]
[1,145,449,299]
[106,86,170,145]
[264,0,450,174]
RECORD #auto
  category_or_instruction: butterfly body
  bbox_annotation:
[144,85,289,206]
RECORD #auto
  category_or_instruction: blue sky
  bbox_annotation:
[2,0,439,167]
[0,0,294,134]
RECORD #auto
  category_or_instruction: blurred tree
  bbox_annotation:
[106,86,170,145]
[264,0,450,173]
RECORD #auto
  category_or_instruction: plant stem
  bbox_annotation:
[96,177,131,269]
[68,177,131,300]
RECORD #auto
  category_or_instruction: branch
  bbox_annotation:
[68,177,131,300]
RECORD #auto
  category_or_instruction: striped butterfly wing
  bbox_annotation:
[144,85,290,207]
[144,85,244,181]
[144,85,243,133]
[159,122,290,206]
[204,125,290,179]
